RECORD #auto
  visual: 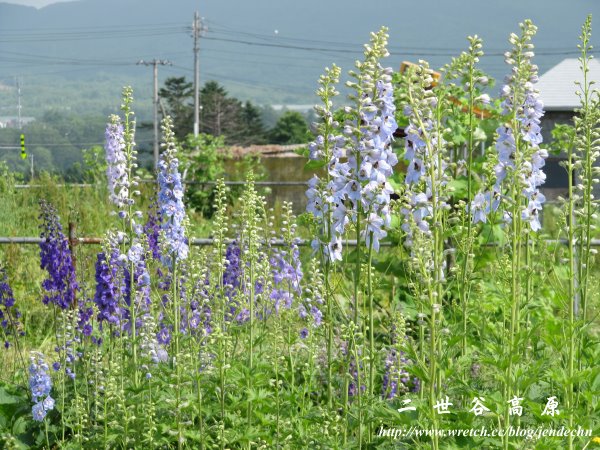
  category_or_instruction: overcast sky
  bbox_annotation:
[1,0,599,107]
[2,0,71,7]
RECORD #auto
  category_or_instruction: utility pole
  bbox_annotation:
[137,59,172,168]
[192,12,207,137]
[192,12,200,137]
[16,77,22,130]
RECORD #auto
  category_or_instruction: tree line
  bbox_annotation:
[159,77,311,146]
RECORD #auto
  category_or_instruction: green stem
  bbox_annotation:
[367,235,375,400]
[325,258,334,409]
[45,419,50,450]
[172,257,183,450]
[567,121,576,450]
[461,54,476,375]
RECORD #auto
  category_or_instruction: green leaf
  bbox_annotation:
[12,416,28,436]
[0,387,21,405]
[304,159,327,171]
[473,126,487,142]
[448,177,469,199]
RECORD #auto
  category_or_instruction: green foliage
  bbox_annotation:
[79,146,107,184]
[1,20,600,450]
[549,123,576,156]
[181,133,226,217]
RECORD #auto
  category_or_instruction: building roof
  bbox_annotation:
[537,58,600,111]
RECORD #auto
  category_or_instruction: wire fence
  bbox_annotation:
[14,180,309,189]
[4,183,595,250]
[1,234,598,247]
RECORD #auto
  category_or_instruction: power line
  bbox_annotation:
[0,26,187,43]
[0,139,153,149]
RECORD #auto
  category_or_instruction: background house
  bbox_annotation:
[537,58,600,200]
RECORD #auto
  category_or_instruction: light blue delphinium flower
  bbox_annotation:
[29,352,54,421]
[306,29,396,262]
[471,192,491,224]
[158,117,189,268]
[475,21,546,231]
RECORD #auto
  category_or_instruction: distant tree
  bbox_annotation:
[200,81,267,146]
[157,79,267,146]
[159,76,194,140]
[199,81,239,139]
[268,111,310,144]
[235,101,267,145]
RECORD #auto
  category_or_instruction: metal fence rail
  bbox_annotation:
[0,235,391,247]
[1,235,599,247]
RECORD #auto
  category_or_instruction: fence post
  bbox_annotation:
[68,222,78,309]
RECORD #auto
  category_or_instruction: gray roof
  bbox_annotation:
[537,58,600,111]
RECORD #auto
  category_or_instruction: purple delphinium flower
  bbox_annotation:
[221,241,264,323]
[223,242,242,301]
[382,313,419,399]
[158,118,188,269]
[0,267,24,349]
[39,200,78,310]
[347,355,366,398]
[144,198,162,261]
[128,243,151,308]
[77,301,94,338]
[269,245,303,315]
[105,115,130,210]
[29,352,54,421]
[381,348,413,399]
[156,326,171,346]
[93,250,123,328]
[181,275,212,337]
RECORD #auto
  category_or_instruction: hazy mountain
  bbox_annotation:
[0,0,599,118]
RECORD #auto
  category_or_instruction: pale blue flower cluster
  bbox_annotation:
[307,70,397,259]
[29,353,54,421]
[472,35,547,231]
[306,30,396,261]
[105,115,130,210]
[128,243,151,309]
[158,119,188,268]
[400,71,448,248]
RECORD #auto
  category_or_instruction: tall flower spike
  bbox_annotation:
[305,64,343,259]
[105,114,129,210]
[0,267,23,349]
[400,61,448,250]
[39,200,78,310]
[333,27,397,255]
[473,20,546,231]
[306,28,397,261]
[158,116,189,268]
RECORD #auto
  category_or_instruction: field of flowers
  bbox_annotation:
[0,17,599,450]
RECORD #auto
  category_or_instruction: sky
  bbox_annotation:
[1,0,599,112]
[3,0,70,7]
